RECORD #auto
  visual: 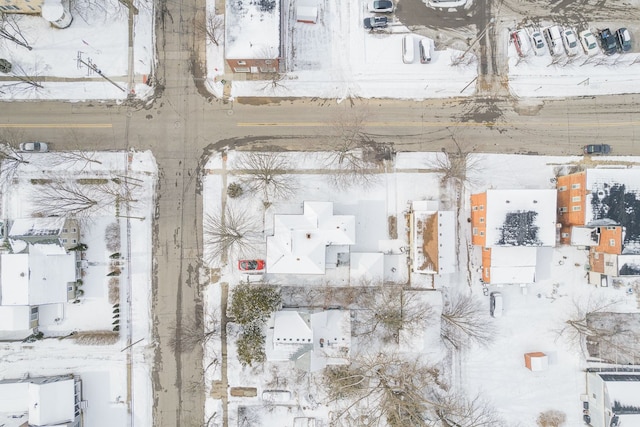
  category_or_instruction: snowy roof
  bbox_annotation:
[410,201,456,274]
[268,310,351,371]
[29,378,76,425]
[225,0,280,60]
[570,226,598,246]
[0,377,75,426]
[618,254,640,276]
[267,202,355,274]
[603,373,640,410]
[0,245,76,306]
[489,246,538,267]
[0,306,32,332]
[488,246,539,283]
[485,189,557,247]
[349,252,384,284]
[585,169,640,249]
[9,217,66,237]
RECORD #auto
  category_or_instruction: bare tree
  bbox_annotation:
[323,108,384,190]
[2,61,44,95]
[203,206,261,265]
[450,52,477,67]
[234,152,296,205]
[557,296,639,363]
[197,11,224,46]
[169,310,219,353]
[432,391,507,427]
[441,291,494,351]
[0,13,31,50]
[49,130,103,170]
[72,0,128,22]
[426,138,479,190]
[356,285,434,344]
[537,409,567,427]
[323,352,444,427]
[0,132,29,181]
[30,178,139,218]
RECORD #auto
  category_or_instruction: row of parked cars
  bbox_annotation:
[511,25,632,57]
[364,0,394,29]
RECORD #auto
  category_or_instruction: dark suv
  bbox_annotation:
[584,144,611,155]
[599,28,618,55]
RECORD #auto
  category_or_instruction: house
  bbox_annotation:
[557,169,640,284]
[0,374,84,427]
[409,201,456,275]
[470,189,557,284]
[266,201,355,274]
[266,309,351,371]
[0,218,80,340]
[9,217,80,251]
[585,312,640,365]
[585,370,640,427]
[225,0,282,73]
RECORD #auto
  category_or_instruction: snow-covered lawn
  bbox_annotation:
[0,0,154,100]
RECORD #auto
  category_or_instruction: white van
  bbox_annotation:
[402,35,415,64]
[419,38,432,63]
[543,25,564,56]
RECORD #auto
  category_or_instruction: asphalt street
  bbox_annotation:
[1,0,640,426]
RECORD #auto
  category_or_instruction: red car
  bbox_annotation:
[238,260,265,271]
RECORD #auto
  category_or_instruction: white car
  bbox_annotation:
[530,30,546,56]
[579,30,599,55]
[543,26,564,56]
[562,28,579,56]
[19,141,49,152]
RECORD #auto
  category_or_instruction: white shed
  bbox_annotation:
[296,6,318,23]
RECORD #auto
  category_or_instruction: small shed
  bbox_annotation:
[524,352,548,371]
[296,6,318,23]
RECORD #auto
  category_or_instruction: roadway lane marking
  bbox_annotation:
[0,123,113,128]
[237,121,640,128]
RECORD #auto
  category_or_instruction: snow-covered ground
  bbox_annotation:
[0,150,157,427]
[0,0,154,101]
[202,150,640,426]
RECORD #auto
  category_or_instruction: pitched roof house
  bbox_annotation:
[557,169,640,284]
[225,0,282,73]
[9,217,80,251]
[586,371,640,427]
[0,374,84,427]
[266,202,355,274]
[409,201,456,275]
[266,309,351,371]
[470,189,557,284]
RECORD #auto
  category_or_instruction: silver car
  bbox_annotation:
[19,141,49,152]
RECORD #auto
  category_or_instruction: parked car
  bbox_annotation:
[616,28,632,52]
[364,16,388,29]
[419,38,432,63]
[562,28,579,56]
[19,141,49,152]
[368,0,394,13]
[530,30,546,56]
[402,35,415,64]
[584,144,611,155]
[511,29,531,57]
[579,30,599,55]
[238,259,265,271]
[599,28,618,55]
[490,292,503,318]
[543,26,564,55]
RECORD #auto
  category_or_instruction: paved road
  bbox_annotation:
[2,4,640,427]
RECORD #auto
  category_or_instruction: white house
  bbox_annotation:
[267,202,355,274]
[0,375,83,427]
[586,371,640,427]
[267,309,351,371]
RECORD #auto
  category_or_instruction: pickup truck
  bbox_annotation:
[599,28,617,55]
